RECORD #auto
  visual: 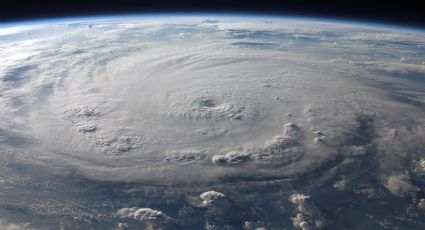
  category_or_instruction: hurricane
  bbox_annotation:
[1,16,425,229]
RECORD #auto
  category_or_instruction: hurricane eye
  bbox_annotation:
[198,98,216,108]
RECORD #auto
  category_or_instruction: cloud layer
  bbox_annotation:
[1,16,425,229]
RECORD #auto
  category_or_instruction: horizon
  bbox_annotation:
[2,13,425,34]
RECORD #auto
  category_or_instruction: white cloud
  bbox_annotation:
[0,219,32,230]
[244,221,268,230]
[212,151,252,165]
[386,174,420,198]
[333,177,348,190]
[2,17,424,186]
[200,191,226,206]
[117,207,170,221]
[289,194,326,230]
[116,207,177,229]
[77,123,97,133]
[1,17,425,229]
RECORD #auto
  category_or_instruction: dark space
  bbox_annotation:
[1,0,425,28]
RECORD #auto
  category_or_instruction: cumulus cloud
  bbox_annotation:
[386,174,420,198]
[199,191,226,206]
[117,207,169,221]
[197,190,237,228]
[333,177,348,191]
[212,151,252,165]
[414,158,425,174]
[117,222,129,230]
[116,207,177,229]
[283,123,299,138]
[289,194,326,230]
[164,148,206,165]
[77,123,97,133]
[418,199,425,209]
[61,104,101,119]
[244,221,268,230]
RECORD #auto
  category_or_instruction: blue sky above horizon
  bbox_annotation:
[2,13,425,34]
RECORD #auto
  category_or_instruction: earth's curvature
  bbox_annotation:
[1,15,425,229]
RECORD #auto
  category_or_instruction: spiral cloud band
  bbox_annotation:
[1,16,425,229]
